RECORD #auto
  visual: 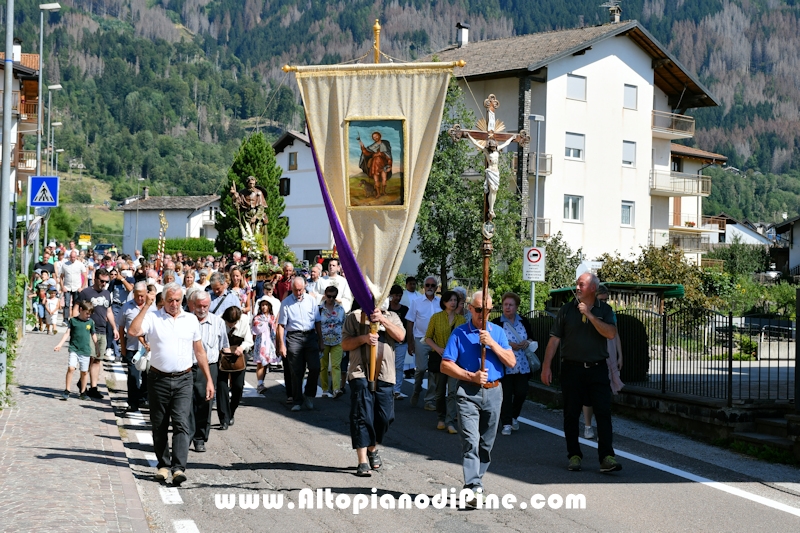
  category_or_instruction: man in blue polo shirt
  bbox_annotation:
[441,291,515,507]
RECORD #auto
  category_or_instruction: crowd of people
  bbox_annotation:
[38,241,623,502]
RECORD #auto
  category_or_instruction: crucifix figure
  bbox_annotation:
[449,94,530,221]
[447,94,530,372]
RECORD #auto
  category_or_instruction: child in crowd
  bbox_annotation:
[44,287,61,335]
[54,301,97,401]
[251,299,278,393]
[31,285,47,332]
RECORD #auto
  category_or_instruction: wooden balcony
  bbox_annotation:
[19,101,38,123]
[650,229,711,252]
[652,110,695,139]
[650,170,711,197]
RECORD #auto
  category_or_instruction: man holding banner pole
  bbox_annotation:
[341,303,405,476]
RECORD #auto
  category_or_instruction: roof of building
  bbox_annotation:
[117,195,219,212]
[273,130,310,153]
[425,20,718,109]
[0,54,38,77]
[0,53,40,71]
[670,143,728,163]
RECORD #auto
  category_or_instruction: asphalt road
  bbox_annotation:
[112,365,800,533]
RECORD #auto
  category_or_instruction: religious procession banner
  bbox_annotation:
[292,61,459,310]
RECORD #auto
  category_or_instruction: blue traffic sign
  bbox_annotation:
[29,176,59,207]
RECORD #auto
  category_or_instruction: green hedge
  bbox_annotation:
[142,238,216,260]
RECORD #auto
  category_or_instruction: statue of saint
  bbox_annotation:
[230,175,268,227]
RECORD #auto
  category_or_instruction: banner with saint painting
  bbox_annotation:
[291,63,457,309]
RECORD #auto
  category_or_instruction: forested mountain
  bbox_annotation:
[2,0,799,222]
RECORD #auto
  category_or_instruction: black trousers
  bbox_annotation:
[283,358,294,399]
[147,371,192,473]
[561,361,614,461]
[500,372,530,426]
[123,349,148,407]
[349,377,394,449]
[286,331,320,406]
[190,362,218,444]
[216,368,245,425]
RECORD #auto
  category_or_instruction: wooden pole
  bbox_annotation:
[480,192,492,372]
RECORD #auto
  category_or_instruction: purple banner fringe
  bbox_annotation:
[309,135,375,314]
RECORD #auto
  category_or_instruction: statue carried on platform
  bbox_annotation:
[230,176,269,227]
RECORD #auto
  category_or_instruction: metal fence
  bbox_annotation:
[516,305,796,407]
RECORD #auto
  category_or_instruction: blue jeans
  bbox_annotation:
[456,380,502,489]
[394,342,408,393]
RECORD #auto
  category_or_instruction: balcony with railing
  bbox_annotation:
[652,110,695,139]
[523,217,550,240]
[669,213,726,232]
[16,150,36,174]
[650,229,711,252]
[650,169,711,197]
[526,152,552,176]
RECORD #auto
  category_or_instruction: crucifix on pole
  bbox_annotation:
[448,94,530,371]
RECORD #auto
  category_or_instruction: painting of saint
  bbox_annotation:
[347,119,404,207]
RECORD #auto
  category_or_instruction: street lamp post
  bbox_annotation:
[46,84,61,172]
[55,148,63,178]
[529,114,544,312]
[135,177,145,253]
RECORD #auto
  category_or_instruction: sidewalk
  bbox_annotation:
[0,326,149,533]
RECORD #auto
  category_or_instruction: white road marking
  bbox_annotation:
[110,362,127,382]
[275,379,324,397]
[517,416,800,518]
[136,432,153,445]
[173,520,200,533]
[159,487,183,505]
[127,412,146,426]
[143,452,158,468]
[242,380,261,398]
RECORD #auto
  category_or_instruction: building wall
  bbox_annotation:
[186,202,220,243]
[123,209,196,256]
[275,140,334,257]
[540,36,655,260]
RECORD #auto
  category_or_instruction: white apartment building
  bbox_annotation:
[118,189,219,254]
[432,18,724,263]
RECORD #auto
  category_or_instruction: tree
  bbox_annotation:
[215,133,288,257]
[415,79,521,288]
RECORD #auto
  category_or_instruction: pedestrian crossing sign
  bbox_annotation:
[29,176,59,207]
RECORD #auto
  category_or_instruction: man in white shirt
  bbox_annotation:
[319,259,353,312]
[399,276,423,308]
[128,283,213,486]
[306,264,325,305]
[407,276,441,409]
[60,250,88,324]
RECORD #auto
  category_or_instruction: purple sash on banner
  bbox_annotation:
[309,135,375,314]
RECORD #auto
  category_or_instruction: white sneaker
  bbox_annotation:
[501,425,512,436]
[104,348,115,361]
[584,426,595,439]
[322,392,333,398]
[511,418,520,431]
[394,392,408,400]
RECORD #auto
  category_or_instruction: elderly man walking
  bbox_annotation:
[208,272,240,317]
[441,291,515,506]
[276,276,323,412]
[541,272,622,473]
[118,282,155,411]
[188,290,229,453]
[407,276,441,409]
[128,283,214,485]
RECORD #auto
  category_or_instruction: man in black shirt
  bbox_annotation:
[542,272,622,474]
[33,250,55,276]
[75,269,119,399]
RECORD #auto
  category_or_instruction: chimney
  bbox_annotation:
[608,4,622,24]
[12,38,22,62]
[143,187,149,200]
[456,22,470,48]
